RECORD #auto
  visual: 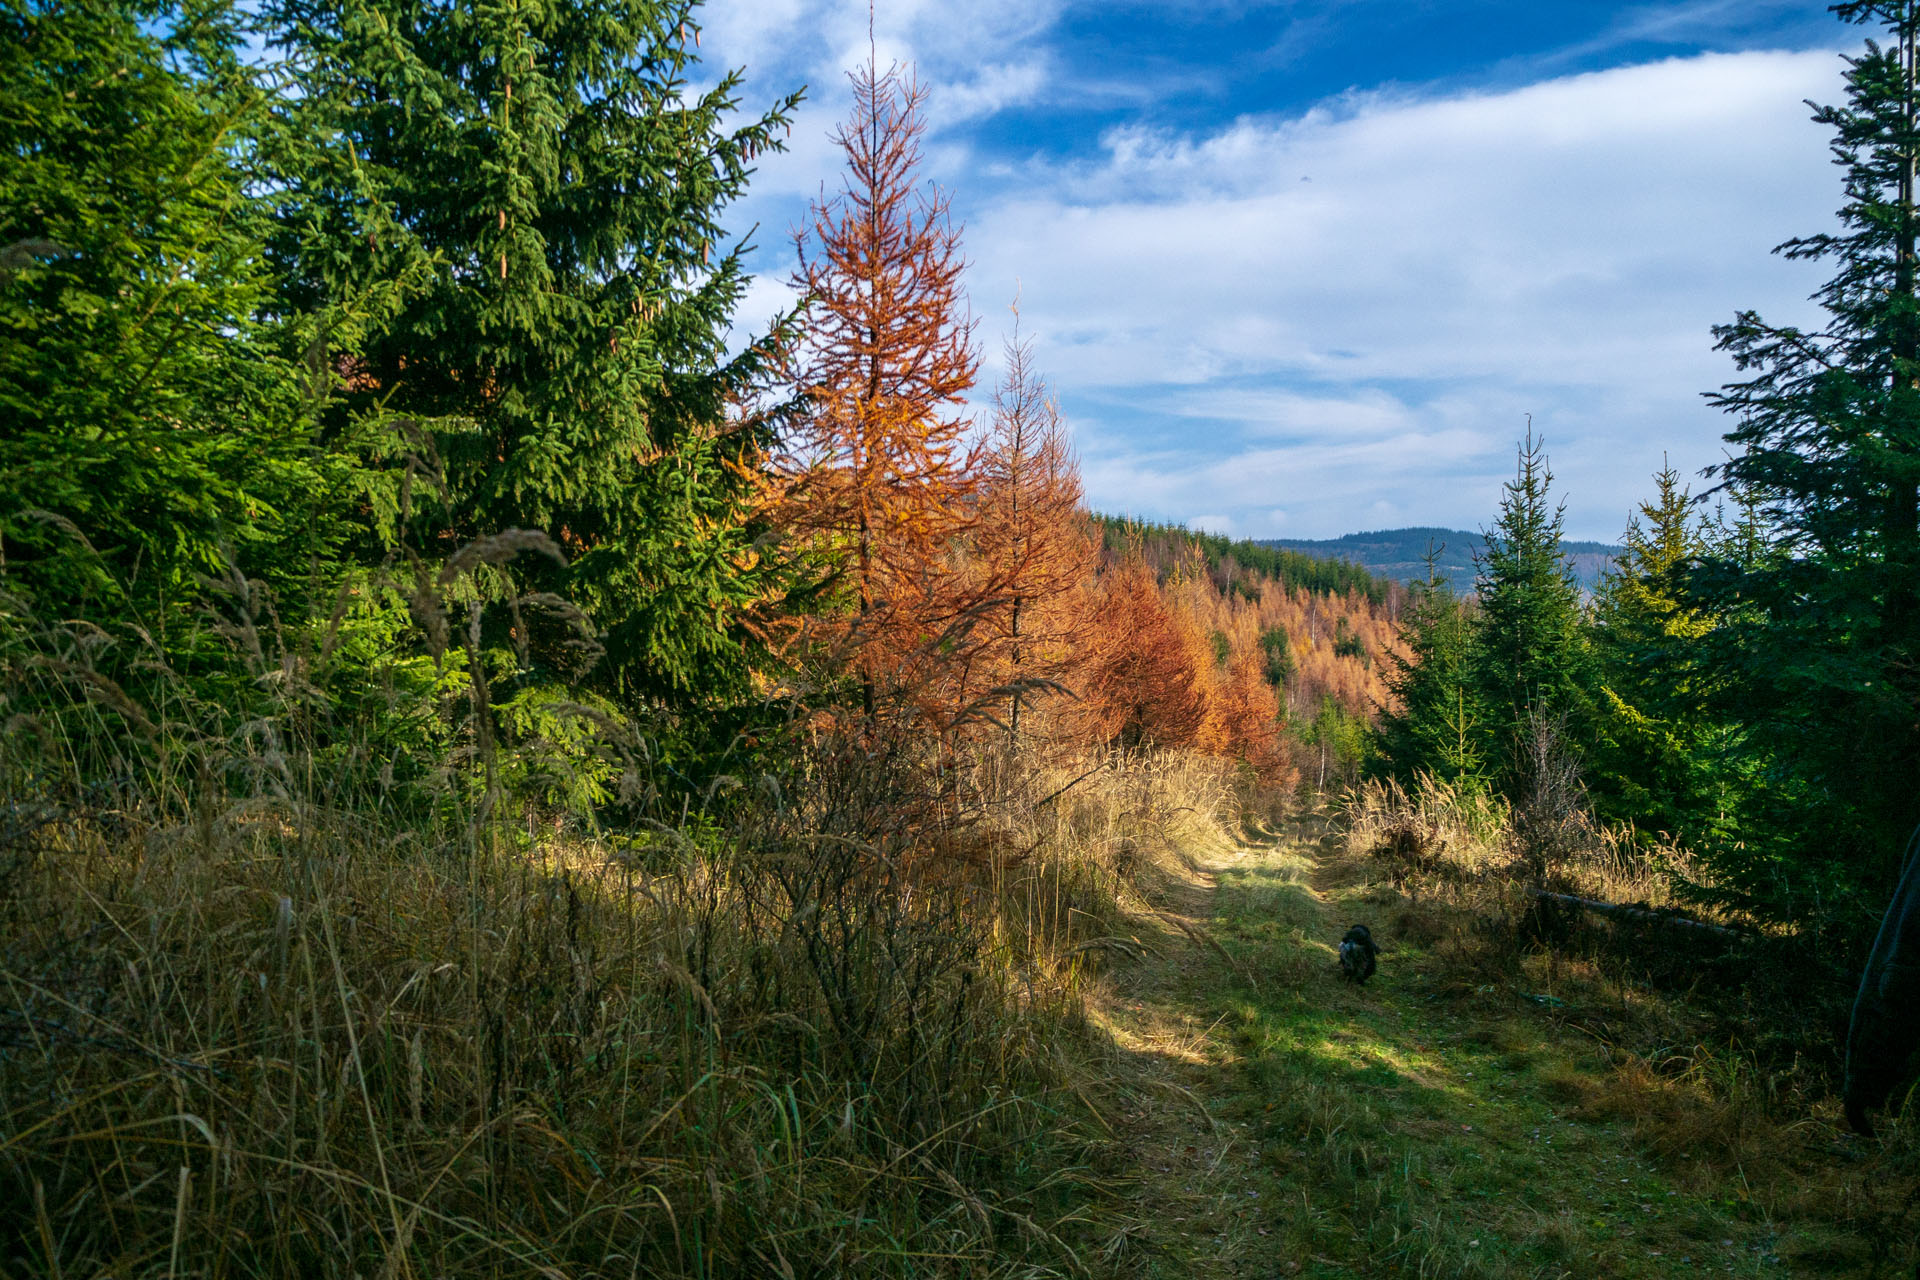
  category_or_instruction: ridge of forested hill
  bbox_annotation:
[1093,514,1399,606]
[1258,526,1622,594]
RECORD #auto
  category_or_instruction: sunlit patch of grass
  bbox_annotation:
[1097,818,1919,1279]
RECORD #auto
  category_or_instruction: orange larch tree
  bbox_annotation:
[1074,555,1207,750]
[974,320,1091,741]
[782,57,980,723]
[1215,649,1294,784]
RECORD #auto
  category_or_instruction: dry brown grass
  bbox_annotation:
[0,773,1095,1276]
[1342,773,1715,914]
[0,636,1262,1279]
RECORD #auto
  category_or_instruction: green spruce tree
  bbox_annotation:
[1373,544,1486,790]
[1698,0,1920,925]
[1,0,354,628]
[269,0,802,709]
[0,0,444,802]
[1587,461,1728,844]
[1471,425,1591,798]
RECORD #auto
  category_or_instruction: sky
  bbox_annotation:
[696,0,1860,542]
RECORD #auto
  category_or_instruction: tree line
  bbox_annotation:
[0,0,1396,845]
[1093,515,1400,606]
[1373,0,1920,946]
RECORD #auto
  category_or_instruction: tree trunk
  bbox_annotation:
[1528,889,1745,939]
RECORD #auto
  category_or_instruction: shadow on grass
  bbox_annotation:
[1090,830,1920,1280]
[0,809,1108,1279]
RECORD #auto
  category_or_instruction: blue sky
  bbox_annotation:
[700,0,1857,541]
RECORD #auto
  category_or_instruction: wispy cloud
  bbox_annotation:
[964,50,1846,538]
[1537,0,1836,68]
[705,5,1855,542]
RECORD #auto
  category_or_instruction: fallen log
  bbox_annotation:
[1527,889,1747,940]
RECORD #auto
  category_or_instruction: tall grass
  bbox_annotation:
[1342,772,1704,914]
[0,549,1260,1276]
[966,745,1240,961]
[0,769,1098,1276]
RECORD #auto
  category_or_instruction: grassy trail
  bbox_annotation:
[1090,821,1886,1279]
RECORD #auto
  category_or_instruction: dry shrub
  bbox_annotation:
[1344,774,1509,895]
[1346,774,1773,1016]
[1509,707,1590,875]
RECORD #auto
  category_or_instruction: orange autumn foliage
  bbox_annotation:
[1070,554,1208,751]
[1039,530,1400,786]
[972,323,1092,740]
[1217,649,1291,777]
[1214,582,1398,723]
[1155,560,1279,778]
[781,57,982,725]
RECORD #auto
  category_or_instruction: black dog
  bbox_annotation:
[1339,924,1379,983]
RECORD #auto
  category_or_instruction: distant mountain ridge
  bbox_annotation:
[1256,527,1622,594]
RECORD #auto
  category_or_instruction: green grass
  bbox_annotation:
[1092,825,1917,1279]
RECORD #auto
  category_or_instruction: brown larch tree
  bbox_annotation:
[975,319,1091,741]
[1075,556,1207,750]
[783,57,979,722]
[1216,648,1294,783]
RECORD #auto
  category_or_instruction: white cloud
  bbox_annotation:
[1154,387,1421,437]
[1081,423,1497,534]
[703,0,1056,332]
[699,0,1059,128]
[963,49,1849,538]
[702,2,1856,543]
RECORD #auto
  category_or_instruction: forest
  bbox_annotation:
[2,0,1920,1276]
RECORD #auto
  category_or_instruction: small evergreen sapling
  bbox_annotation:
[1471,426,1592,798]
